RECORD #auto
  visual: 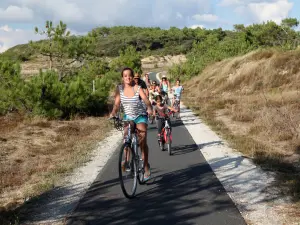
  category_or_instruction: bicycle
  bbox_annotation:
[148,101,157,124]
[172,94,180,118]
[148,113,154,124]
[160,91,169,105]
[156,110,173,155]
[109,116,147,199]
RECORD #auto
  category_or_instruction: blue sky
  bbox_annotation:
[0,0,299,52]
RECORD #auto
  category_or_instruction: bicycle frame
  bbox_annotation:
[157,111,173,142]
[121,119,145,183]
[161,118,172,143]
[172,94,180,108]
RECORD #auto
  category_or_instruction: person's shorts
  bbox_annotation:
[123,115,148,124]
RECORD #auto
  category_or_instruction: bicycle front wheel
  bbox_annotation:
[118,143,137,199]
[166,130,172,155]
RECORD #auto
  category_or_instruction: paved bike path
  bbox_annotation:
[66,114,246,224]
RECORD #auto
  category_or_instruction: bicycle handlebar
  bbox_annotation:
[155,111,174,119]
[108,116,123,131]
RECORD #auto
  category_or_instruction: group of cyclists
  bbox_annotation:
[110,68,184,182]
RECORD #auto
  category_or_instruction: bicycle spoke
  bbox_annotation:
[119,144,137,198]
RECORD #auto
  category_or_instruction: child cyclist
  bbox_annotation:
[153,95,177,142]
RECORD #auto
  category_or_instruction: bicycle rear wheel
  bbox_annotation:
[159,130,165,151]
[118,143,137,199]
[166,130,172,155]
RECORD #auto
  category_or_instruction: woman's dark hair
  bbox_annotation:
[155,95,162,102]
[121,67,134,77]
[176,79,180,82]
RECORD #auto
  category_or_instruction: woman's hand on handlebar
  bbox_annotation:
[109,113,116,119]
[147,107,153,116]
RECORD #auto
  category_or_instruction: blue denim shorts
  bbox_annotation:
[123,115,148,124]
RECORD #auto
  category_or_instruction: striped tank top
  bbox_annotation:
[119,85,147,119]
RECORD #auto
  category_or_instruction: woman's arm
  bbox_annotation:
[139,87,153,113]
[110,86,121,117]
[144,87,149,97]
[159,82,162,88]
[167,105,177,112]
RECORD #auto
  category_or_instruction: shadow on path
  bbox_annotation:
[66,163,246,225]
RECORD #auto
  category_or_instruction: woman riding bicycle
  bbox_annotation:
[110,67,153,181]
[171,79,184,115]
[152,80,160,93]
[159,75,170,94]
[153,95,177,143]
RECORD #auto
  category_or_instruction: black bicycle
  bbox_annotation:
[109,116,147,199]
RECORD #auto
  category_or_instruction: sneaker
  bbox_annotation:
[121,161,131,172]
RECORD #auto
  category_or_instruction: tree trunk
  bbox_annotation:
[49,53,53,70]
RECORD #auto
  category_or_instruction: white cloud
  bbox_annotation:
[1,0,212,29]
[0,5,34,22]
[223,0,294,24]
[0,25,13,32]
[5,0,293,51]
[218,0,241,6]
[0,0,217,51]
[176,12,183,19]
[246,1,293,24]
[0,25,41,53]
[192,14,219,22]
[189,24,204,29]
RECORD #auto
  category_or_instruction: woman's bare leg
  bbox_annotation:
[136,123,150,175]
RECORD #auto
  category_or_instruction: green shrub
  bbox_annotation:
[0,59,121,118]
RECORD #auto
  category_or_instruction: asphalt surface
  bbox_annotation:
[66,90,246,225]
[148,71,160,85]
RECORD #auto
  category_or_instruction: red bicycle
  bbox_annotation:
[157,110,173,155]
[172,94,180,118]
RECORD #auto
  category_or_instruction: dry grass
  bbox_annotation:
[20,54,186,78]
[0,114,111,222]
[141,54,187,69]
[182,49,300,208]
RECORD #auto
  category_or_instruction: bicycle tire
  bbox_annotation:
[118,143,137,199]
[158,140,164,151]
[159,130,165,151]
[166,130,172,155]
[136,146,145,185]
